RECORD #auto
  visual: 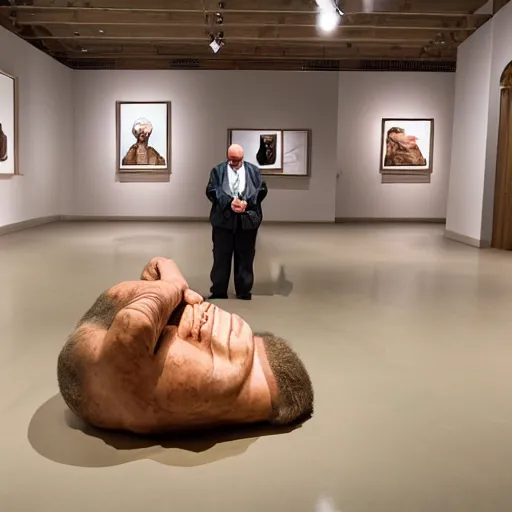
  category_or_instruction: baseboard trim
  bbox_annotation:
[0,215,61,236]
[0,216,452,236]
[60,216,334,224]
[60,215,209,222]
[335,217,446,224]
[444,229,490,248]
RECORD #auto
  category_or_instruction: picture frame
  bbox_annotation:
[380,118,434,184]
[227,128,311,177]
[0,68,18,176]
[228,129,283,171]
[116,101,171,173]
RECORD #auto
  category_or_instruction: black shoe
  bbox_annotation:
[208,294,228,300]
[236,293,252,300]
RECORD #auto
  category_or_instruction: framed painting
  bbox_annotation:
[227,128,311,176]
[116,101,171,173]
[228,129,283,171]
[380,118,434,181]
[0,69,18,176]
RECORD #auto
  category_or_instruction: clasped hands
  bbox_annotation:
[231,197,247,213]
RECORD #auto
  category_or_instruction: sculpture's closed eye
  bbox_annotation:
[167,301,187,327]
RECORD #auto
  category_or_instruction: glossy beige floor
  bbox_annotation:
[1,221,512,512]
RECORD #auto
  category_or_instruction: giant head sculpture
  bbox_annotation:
[57,258,313,435]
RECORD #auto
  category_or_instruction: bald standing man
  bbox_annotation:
[206,144,268,300]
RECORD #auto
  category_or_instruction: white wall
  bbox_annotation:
[481,0,512,242]
[446,1,512,245]
[445,21,493,242]
[0,29,458,227]
[71,70,339,222]
[0,27,73,228]
[336,72,455,220]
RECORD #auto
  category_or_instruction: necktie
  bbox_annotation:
[233,171,240,197]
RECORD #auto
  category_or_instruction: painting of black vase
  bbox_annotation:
[228,129,283,172]
[256,134,277,166]
[228,128,310,176]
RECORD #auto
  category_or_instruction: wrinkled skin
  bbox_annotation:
[77,258,276,435]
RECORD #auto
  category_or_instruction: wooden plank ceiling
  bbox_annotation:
[0,0,502,71]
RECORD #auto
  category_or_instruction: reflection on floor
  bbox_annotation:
[1,221,512,512]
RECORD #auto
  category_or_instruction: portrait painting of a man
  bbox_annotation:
[380,119,434,173]
[117,101,170,172]
[122,118,166,166]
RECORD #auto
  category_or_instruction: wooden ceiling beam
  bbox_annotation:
[56,47,457,61]
[20,36,462,48]
[18,24,468,44]
[5,0,318,14]
[57,58,455,72]
[341,0,488,13]
[54,41,456,59]
[4,0,491,14]
[9,9,491,30]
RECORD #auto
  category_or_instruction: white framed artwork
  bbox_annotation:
[0,69,17,176]
[116,101,171,172]
[380,118,434,173]
[228,129,283,171]
[228,129,310,176]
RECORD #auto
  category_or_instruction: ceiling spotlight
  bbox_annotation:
[209,39,222,53]
[318,9,339,32]
[209,32,225,53]
[315,0,343,33]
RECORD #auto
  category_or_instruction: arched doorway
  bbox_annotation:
[491,61,512,249]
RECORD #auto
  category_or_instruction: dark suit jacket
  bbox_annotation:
[206,161,268,231]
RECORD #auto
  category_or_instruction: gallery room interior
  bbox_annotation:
[1,0,512,510]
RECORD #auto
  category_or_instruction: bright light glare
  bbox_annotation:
[315,0,334,9]
[318,9,339,32]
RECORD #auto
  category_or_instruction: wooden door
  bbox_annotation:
[491,87,512,249]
